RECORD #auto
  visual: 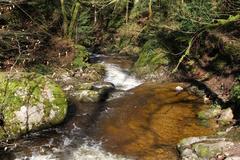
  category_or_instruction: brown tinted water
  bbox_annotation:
[2,55,217,160]
[88,82,216,160]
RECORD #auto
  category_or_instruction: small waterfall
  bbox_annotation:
[11,56,140,160]
[104,63,142,91]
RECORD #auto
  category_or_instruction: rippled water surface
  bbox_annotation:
[88,82,216,160]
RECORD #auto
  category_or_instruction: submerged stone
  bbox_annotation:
[0,72,67,140]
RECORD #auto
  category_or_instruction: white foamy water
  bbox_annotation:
[71,142,130,160]
[16,142,130,160]
[17,155,56,160]
[15,134,131,160]
[13,59,140,160]
[104,63,142,91]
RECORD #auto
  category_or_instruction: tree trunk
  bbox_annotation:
[94,5,97,24]
[148,0,153,18]
[68,2,80,39]
[60,0,68,37]
[125,0,129,23]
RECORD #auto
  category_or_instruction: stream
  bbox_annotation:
[1,55,216,160]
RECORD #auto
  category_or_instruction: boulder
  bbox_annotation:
[70,82,115,103]
[218,108,234,125]
[197,105,222,120]
[53,69,114,103]
[0,72,67,140]
[178,137,235,160]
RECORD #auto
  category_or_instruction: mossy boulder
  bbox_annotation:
[69,82,115,103]
[72,90,101,103]
[178,136,235,160]
[52,67,113,103]
[0,72,67,140]
[197,105,221,120]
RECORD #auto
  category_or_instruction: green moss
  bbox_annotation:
[77,83,93,90]
[195,144,211,158]
[193,143,220,159]
[48,81,67,124]
[197,106,221,120]
[134,40,170,74]
[72,45,90,68]
[231,83,240,105]
[0,72,67,140]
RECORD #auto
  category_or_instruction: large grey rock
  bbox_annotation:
[178,136,240,160]
[0,72,67,140]
[52,68,113,103]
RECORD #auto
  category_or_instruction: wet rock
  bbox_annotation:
[73,64,105,82]
[188,86,206,98]
[178,137,235,160]
[197,105,222,120]
[72,90,101,103]
[71,82,115,103]
[52,67,113,103]
[218,108,234,125]
[93,82,115,91]
[193,141,234,159]
[181,148,198,160]
[175,86,183,92]
[203,95,211,104]
[93,82,115,95]
[0,72,67,140]
[225,156,240,160]
[77,83,94,90]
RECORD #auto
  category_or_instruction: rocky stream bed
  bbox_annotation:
[0,55,238,160]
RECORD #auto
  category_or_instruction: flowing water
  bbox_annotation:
[1,55,216,160]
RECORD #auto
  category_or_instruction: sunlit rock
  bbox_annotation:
[175,86,184,92]
[0,72,67,140]
[218,108,234,125]
[197,106,222,120]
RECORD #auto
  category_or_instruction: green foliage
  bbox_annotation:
[29,64,53,75]
[231,84,240,104]
[129,0,148,20]
[72,45,90,68]
[134,39,169,74]
[174,1,218,32]
[116,22,143,51]
[107,16,125,29]
[76,9,95,46]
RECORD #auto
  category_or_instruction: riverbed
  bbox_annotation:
[1,55,216,160]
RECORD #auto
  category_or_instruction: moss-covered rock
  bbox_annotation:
[53,68,114,103]
[70,82,115,103]
[72,90,101,103]
[197,105,221,120]
[178,136,236,160]
[0,72,67,140]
